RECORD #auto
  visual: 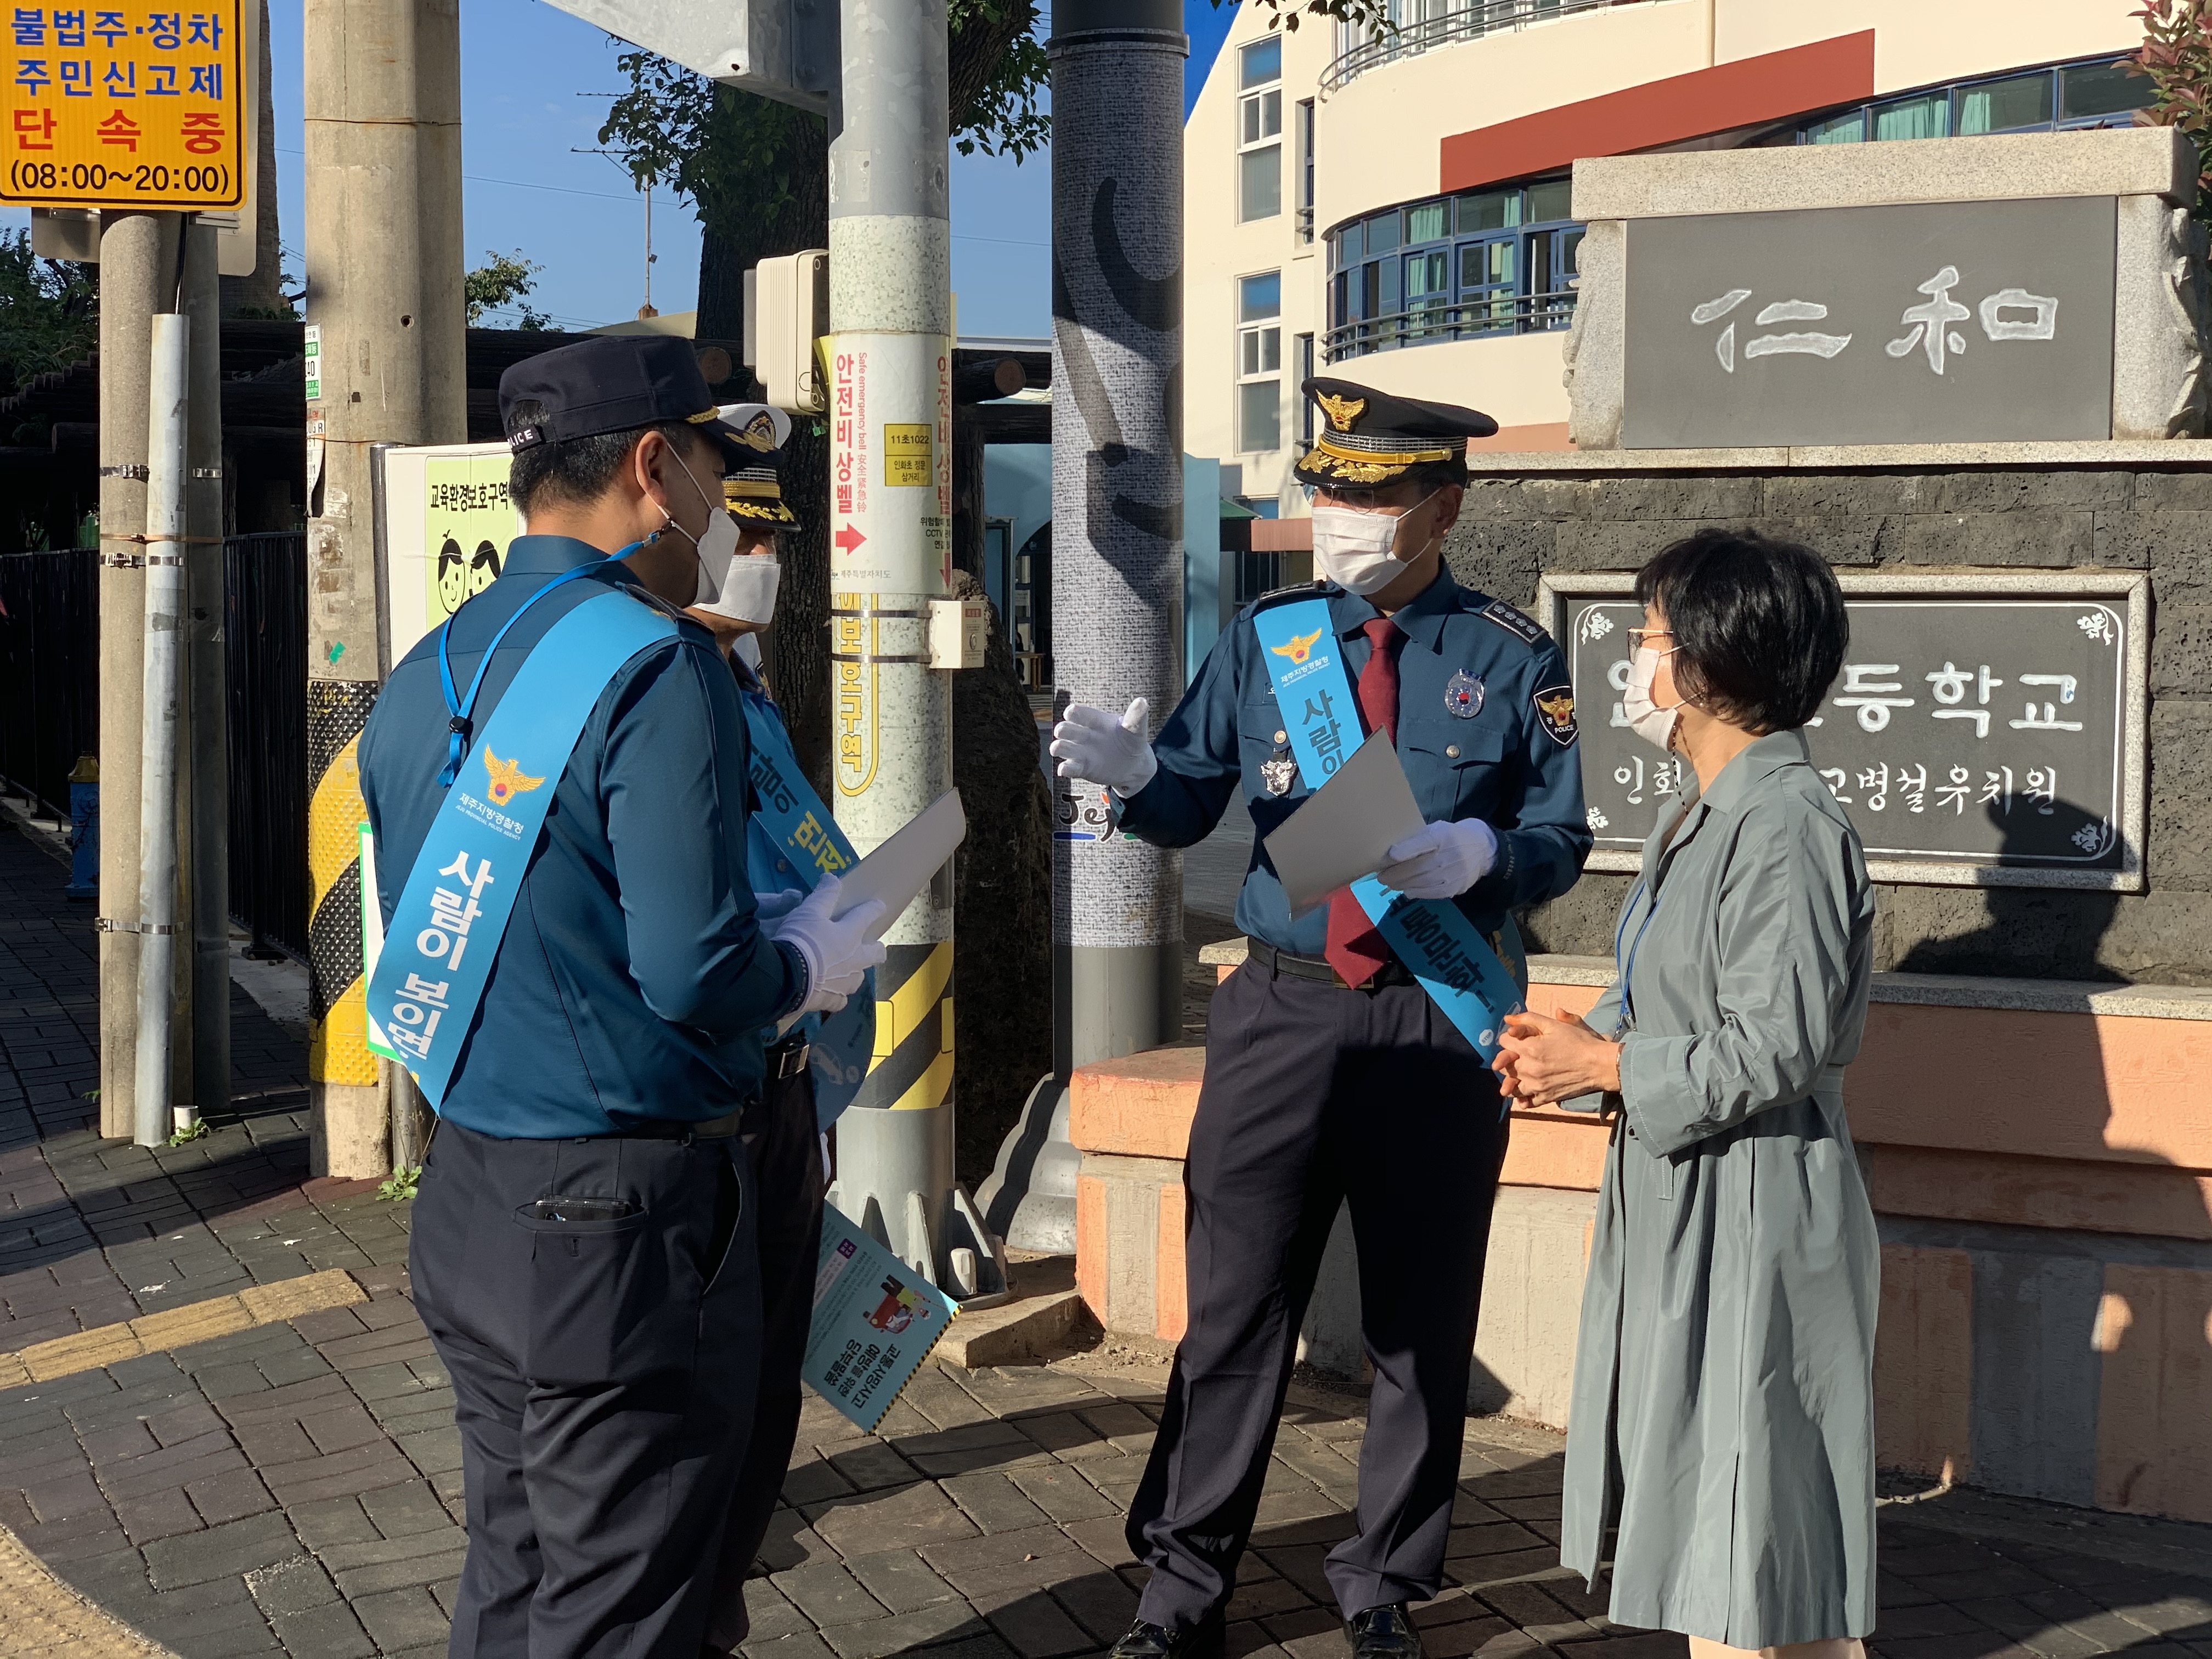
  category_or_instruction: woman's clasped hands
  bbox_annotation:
[1491,1008,1622,1109]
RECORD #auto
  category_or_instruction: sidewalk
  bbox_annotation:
[7,822,2212,1658]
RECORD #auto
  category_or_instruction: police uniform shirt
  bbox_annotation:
[1116,569,1591,956]
[359,534,806,1139]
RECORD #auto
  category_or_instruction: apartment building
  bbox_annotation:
[1185,0,2151,525]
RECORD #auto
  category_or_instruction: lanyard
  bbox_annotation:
[1614,879,1660,1032]
[436,557,622,786]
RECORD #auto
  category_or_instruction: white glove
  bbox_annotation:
[774,875,888,1019]
[1049,698,1159,797]
[1376,819,1499,900]
[754,888,806,927]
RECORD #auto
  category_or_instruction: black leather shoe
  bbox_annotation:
[1108,1614,1226,1659]
[1344,1604,1425,1659]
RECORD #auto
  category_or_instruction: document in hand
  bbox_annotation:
[832,789,967,939]
[805,1204,958,1431]
[1261,731,1427,916]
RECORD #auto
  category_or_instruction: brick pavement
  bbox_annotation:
[8,819,2212,1658]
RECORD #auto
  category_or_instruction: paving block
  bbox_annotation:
[141,1509,303,1589]
[844,1548,962,1616]
[1008,1466,1120,1525]
[772,1560,894,1629]
[818,1598,991,1659]
[266,1596,379,1659]
[811,1481,981,1558]
[351,1582,454,1653]
[944,1472,1054,1537]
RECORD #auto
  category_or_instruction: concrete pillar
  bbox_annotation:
[302,0,465,1176]
[97,211,181,1141]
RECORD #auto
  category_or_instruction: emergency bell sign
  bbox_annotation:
[377,442,524,668]
[4,3,245,209]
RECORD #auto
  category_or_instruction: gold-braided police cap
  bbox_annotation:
[1293,376,1497,490]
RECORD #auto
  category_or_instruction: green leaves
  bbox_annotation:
[0,229,98,403]
[465,250,553,329]
[2128,1,2212,218]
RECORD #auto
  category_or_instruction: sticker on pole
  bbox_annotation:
[4,2,246,209]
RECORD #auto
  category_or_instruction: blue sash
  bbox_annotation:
[366,585,678,1107]
[740,689,877,1127]
[1250,597,1528,1063]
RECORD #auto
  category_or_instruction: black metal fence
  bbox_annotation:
[0,536,309,960]
[225,534,308,958]
[0,547,98,820]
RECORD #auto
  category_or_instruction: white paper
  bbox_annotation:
[1261,732,1427,917]
[833,789,967,938]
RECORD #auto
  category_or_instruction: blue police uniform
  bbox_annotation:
[1107,379,1589,1654]
[357,335,806,1659]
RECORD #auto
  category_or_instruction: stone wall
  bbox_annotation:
[1443,463,2212,983]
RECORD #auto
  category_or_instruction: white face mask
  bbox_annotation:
[1310,490,1438,596]
[1622,644,1687,752]
[704,552,781,625]
[663,448,736,608]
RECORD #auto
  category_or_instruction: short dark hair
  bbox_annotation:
[1633,527,1849,735]
[505,399,709,517]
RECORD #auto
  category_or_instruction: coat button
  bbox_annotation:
[1446,744,1461,759]
[1273,730,1287,744]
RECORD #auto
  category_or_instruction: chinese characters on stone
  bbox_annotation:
[1692,266,2058,376]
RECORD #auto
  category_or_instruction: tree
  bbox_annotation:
[2130,1,2212,217]
[464,250,552,329]
[0,229,98,405]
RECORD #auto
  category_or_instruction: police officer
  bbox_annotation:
[1049,379,1590,1659]
[359,337,885,1659]
[673,404,857,1658]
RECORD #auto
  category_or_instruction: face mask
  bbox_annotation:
[1310,490,1438,596]
[702,550,781,624]
[656,448,731,607]
[1622,644,1686,752]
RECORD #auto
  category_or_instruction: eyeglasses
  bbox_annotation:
[1625,628,1674,651]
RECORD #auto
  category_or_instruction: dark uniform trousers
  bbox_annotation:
[410,1118,761,1659]
[704,1058,826,1653]
[1127,958,1511,1629]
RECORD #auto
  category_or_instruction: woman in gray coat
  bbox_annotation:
[1494,529,1878,1658]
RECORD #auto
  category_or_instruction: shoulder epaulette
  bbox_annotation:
[1250,579,1328,612]
[1477,597,1550,649]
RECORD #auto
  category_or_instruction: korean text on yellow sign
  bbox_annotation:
[4,4,244,208]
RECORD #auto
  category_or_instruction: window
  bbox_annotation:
[1322,174,1582,359]
[1296,99,1317,244]
[1798,56,2149,147]
[1238,39,1283,222]
[1238,272,1283,453]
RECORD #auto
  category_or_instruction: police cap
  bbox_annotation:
[1293,376,1498,492]
[498,335,756,471]
[714,402,800,529]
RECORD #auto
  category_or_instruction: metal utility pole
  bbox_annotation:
[97,212,180,1142]
[136,311,191,1147]
[992,0,1188,1248]
[823,0,1003,1303]
[302,0,466,1177]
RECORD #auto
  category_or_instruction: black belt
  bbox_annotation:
[618,1107,748,1141]
[768,1036,811,1081]
[1246,938,1418,991]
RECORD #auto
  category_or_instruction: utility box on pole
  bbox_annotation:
[744,250,830,414]
[302,0,465,1178]
[536,0,836,112]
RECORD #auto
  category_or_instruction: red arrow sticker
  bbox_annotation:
[834,524,868,554]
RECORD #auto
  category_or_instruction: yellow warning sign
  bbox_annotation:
[883,422,933,487]
[3,2,245,209]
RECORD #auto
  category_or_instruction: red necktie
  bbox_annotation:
[1323,618,1403,988]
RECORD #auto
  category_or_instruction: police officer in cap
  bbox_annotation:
[670,403,867,1657]
[360,336,887,1659]
[1050,378,1590,1659]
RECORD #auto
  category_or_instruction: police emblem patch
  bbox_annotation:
[1260,752,1298,797]
[1444,670,1485,719]
[1532,685,1578,747]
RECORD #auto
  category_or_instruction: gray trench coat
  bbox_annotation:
[1558,730,1880,1646]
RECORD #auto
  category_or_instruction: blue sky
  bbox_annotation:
[5,1,1239,339]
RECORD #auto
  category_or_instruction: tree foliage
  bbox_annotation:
[464,249,552,329]
[0,229,98,401]
[2130,0,2212,216]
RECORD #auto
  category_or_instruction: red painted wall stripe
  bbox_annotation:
[1438,31,1878,195]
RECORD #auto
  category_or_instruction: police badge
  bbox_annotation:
[1444,670,1485,719]
[1260,736,1297,797]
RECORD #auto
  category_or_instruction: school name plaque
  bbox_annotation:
[1536,573,2149,891]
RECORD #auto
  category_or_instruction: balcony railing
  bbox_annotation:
[1321,0,1649,93]
[1323,287,1577,361]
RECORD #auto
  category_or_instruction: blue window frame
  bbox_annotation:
[1796,55,2150,148]
[1323,176,1582,362]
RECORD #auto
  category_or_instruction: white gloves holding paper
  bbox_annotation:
[1049,698,1158,797]
[765,876,887,1018]
[1376,818,1498,900]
